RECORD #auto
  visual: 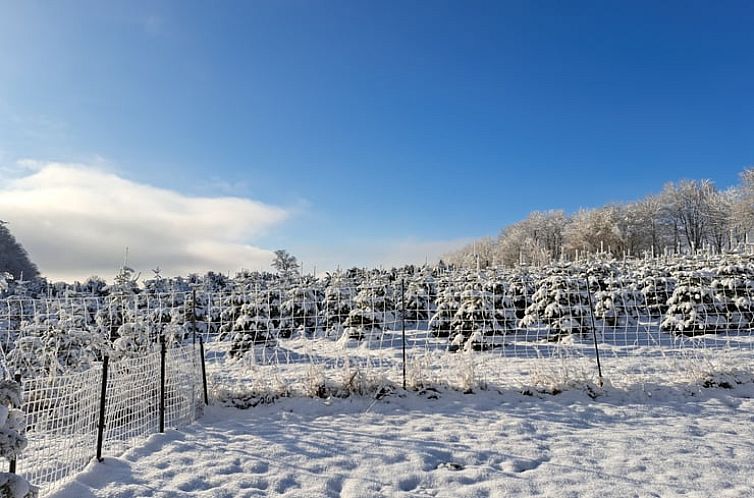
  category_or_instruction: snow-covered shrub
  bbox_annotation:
[593,276,641,327]
[112,320,155,360]
[341,281,394,340]
[6,331,48,379]
[0,380,37,498]
[342,307,382,340]
[520,274,593,340]
[660,273,723,335]
[708,264,754,330]
[0,273,12,297]
[429,282,462,337]
[447,283,514,351]
[637,272,676,317]
[279,286,319,337]
[402,280,432,322]
[320,281,355,336]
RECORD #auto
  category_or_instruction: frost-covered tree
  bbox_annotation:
[221,292,275,358]
[0,380,37,498]
[402,281,432,321]
[112,320,155,359]
[271,250,299,279]
[593,276,641,327]
[279,286,319,337]
[520,274,593,340]
[448,283,512,351]
[341,280,393,340]
[496,211,567,266]
[321,279,355,335]
[563,206,626,256]
[429,282,463,337]
[660,273,722,335]
[661,179,718,252]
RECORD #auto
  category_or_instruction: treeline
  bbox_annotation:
[445,167,754,268]
[0,221,39,281]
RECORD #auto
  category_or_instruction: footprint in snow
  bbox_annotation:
[500,458,546,473]
[436,462,464,471]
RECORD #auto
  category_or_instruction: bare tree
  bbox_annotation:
[271,249,299,276]
[661,180,718,252]
[731,167,754,244]
[496,210,567,266]
[563,206,625,256]
[705,188,733,252]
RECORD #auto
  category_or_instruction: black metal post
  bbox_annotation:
[401,279,407,390]
[159,337,166,433]
[96,356,109,462]
[191,289,197,345]
[199,337,209,405]
[584,277,604,387]
[9,373,21,473]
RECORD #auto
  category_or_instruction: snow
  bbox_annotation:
[48,384,754,498]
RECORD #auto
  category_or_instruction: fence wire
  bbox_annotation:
[16,344,202,496]
[8,268,754,493]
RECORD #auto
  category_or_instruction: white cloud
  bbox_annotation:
[0,162,289,281]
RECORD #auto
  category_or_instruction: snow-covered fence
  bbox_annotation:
[14,344,203,496]
[4,268,754,402]
[193,275,754,394]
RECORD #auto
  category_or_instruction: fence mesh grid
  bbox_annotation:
[7,268,754,494]
[16,345,202,496]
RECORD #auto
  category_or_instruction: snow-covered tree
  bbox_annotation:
[402,281,432,321]
[6,323,49,378]
[221,291,275,358]
[279,286,319,337]
[429,282,463,337]
[0,380,37,498]
[661,179,719,252]
[112,320,155,360]
[637,272,676,317]
[320,280,355,335]
[341,280,394,340]
[0,221,39,281]
[447,284,509,351]
[660,272,725,335]
[271,250,299,280]
[520,274,593,340]
[593,276,641,327]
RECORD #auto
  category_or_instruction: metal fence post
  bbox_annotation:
[584,276,604,387]
[96,356,110,462]
[401,278,407,390]
[199,337,209,405]
[159,337,166,433]
[191,289,197,345]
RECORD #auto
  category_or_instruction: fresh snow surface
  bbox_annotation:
[48,384,754,498]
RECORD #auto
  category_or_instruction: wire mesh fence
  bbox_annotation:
[15,344,203,497]
[5,262,754,494]
[3,273,754,385]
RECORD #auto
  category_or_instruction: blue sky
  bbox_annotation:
[1,1,753,279]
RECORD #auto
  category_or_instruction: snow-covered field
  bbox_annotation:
[48,382,754,498]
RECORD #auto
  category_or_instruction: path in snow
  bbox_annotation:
[49,385,754,498]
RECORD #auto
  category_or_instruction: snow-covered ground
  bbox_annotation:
[49,382,754,498]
